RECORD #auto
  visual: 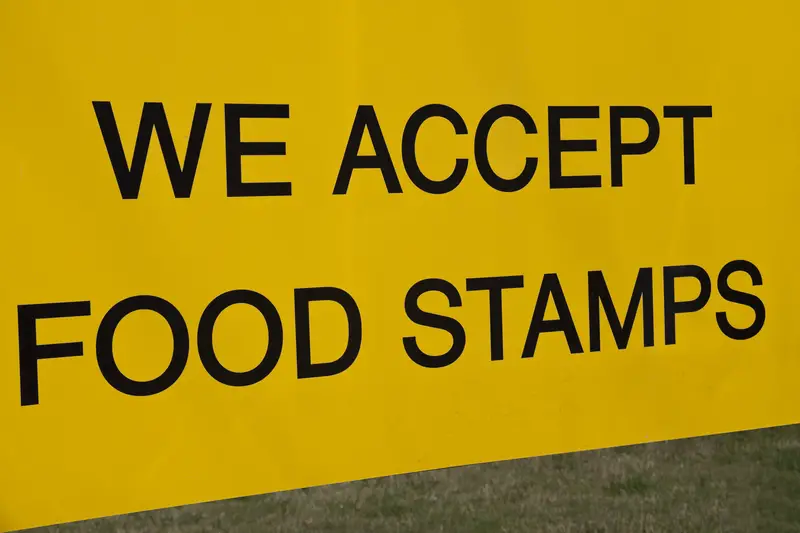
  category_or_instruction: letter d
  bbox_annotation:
[294,287,362,379]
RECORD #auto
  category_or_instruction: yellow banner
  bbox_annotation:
[1,1,799,530]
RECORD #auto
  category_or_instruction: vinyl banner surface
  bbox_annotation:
[1,1,798,530]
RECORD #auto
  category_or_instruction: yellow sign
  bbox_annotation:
[1,1,798,530]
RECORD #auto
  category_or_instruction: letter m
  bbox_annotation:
[588,268,655,352]
[92,101,212,199]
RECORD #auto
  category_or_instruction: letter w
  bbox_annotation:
[92,102,212,199]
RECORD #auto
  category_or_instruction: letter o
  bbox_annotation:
[96,295,189,396]
[198,289,283,386]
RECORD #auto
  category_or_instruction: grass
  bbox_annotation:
[29,424,800,532]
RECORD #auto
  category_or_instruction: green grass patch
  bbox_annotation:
[27,425,800,533]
